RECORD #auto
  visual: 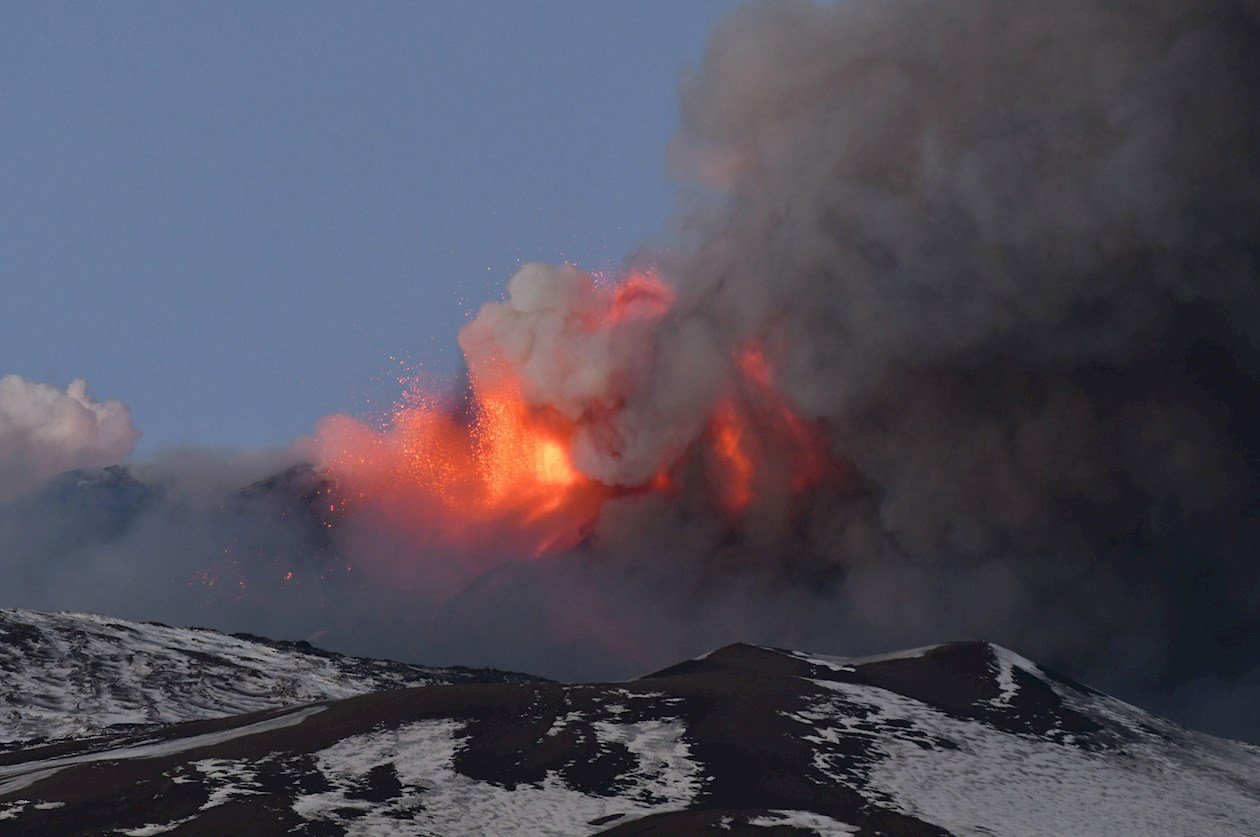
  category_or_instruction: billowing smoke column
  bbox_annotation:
[0,375,140,501]
[655,0,1260,714]
[653,0,1260,679]
[313,0,1260,736]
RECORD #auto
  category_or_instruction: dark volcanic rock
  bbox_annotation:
[0,638,1257,834]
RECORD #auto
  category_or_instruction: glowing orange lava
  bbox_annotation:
[735,341,775,388]
[315,270,839,558]
[602,270,675,325]
[318,372,607,557]
[704,340,834,519]
[710,400,756,514]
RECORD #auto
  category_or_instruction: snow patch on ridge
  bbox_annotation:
[0,705,325,796]
[747,810,859,834]
[789,644,942,673]
[293,716,703,835]
[193,758,265,810]
[989,644,1038,708]
[118,815,197,835]
[591,719,705,804]
[789,678,1260,836]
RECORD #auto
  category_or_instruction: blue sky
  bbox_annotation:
[0,2,735,452]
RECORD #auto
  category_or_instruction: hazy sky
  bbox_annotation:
[0,2,734,453]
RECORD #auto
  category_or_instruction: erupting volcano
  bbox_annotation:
[312,263,835,557]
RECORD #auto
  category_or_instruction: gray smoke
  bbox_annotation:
[628,0,1260,736]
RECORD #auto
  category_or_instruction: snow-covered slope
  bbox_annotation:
[780,644,1260,835]
[0,638,1257,835]
[0,609,538,747]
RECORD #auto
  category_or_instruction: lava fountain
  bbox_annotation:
[311,263,835,559]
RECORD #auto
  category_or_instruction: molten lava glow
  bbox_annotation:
[314,269,838,559]
[603,270,674,324]
[474,385,581,496]
[736,341,775,388]
[318,374,606,558]
[705,341,834,517]
[711,400,756,514]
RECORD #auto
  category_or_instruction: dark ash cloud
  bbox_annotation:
[640,0,1260,739]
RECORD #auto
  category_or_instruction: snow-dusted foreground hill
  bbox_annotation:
[0,637,1257,835]
[0,609,538,746]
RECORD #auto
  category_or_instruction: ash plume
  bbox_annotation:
[631,0,1260,733]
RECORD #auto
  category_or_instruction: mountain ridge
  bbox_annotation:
[0,612,1255,835]
[0,608,541,749]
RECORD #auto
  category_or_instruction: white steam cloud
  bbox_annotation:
[457,262,722,485]
[0,375,140,501]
